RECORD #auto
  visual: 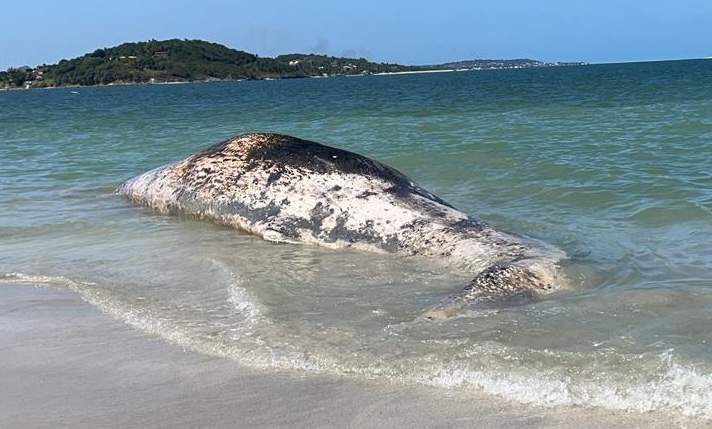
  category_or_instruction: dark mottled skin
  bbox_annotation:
[180,133,455,206]
[156,133,481,250]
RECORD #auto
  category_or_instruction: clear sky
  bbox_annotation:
[1,0,710,70]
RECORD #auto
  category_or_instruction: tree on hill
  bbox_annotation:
[0,67,33,88]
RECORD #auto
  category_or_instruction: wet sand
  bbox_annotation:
[0,284,704,429]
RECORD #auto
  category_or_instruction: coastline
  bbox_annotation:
[1,283,704,429]
[0,70,454,91]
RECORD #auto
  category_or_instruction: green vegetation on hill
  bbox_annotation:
[0,39,421,89]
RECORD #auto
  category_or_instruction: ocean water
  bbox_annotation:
[2,60,712,419]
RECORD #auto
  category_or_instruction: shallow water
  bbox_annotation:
[2,60,712,419]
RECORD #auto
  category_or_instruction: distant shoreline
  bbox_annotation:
[0,68,469,91]
[372,68,458,76]
[1,65,580,91]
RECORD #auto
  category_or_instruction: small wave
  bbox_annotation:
[203,257,265,327]
[227,282,263,326]
[406,347,712,420]
[0,272,96,289]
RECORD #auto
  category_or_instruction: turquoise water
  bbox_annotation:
[2,60,712,419]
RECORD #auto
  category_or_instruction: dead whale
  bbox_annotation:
[117,133,566,319]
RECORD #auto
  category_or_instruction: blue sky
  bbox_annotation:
[1,0,710,70]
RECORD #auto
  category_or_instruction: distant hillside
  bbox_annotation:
[437,58,586,70]
[437,59,547,70]
[0,39,585,89]
[0,39,423,89]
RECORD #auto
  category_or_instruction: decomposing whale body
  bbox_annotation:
[117,133,566,320]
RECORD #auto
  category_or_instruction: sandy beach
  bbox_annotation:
[0,284,704,429]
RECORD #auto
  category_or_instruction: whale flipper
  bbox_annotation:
[420,262,553,321]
